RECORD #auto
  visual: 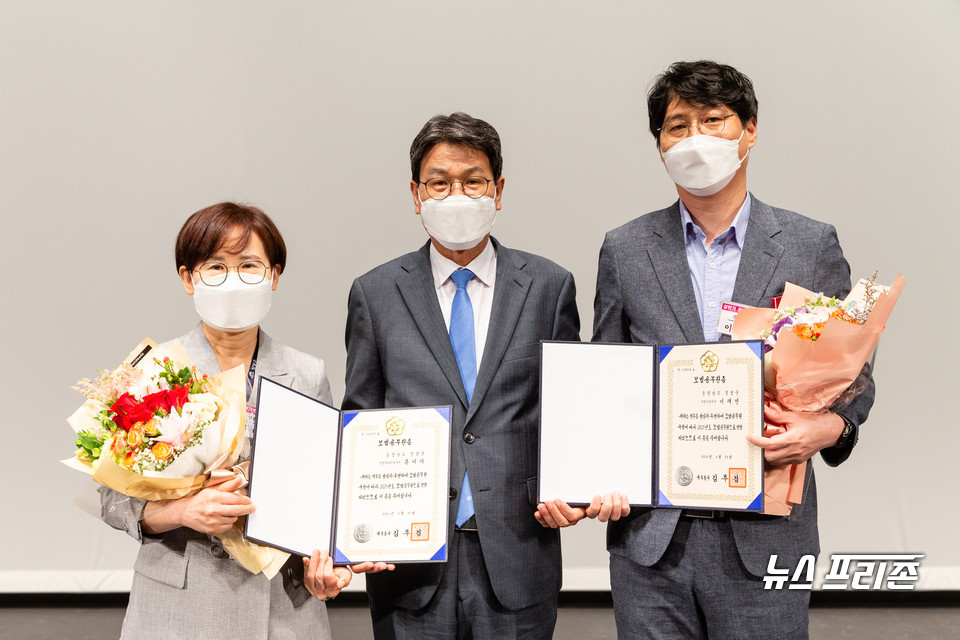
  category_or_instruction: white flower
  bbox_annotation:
[155,410,195,446]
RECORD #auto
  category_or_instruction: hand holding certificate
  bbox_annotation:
[245,378,451,564]
[539,341,765,512]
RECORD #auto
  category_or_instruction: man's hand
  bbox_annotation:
[303,550,352,600]
[535,499,588,528]
[585,492,631,522]
[746,402,846,466]
[350,561,396,574]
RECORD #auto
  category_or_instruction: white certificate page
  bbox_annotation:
[333,406,451,564]
[657,342,764,511]
[245,377,341,557]
[539,342,655,507]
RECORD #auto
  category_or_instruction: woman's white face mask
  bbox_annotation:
[192,272,273,332]
[660,130,748,196]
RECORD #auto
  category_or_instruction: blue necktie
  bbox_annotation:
[449,269,476,527]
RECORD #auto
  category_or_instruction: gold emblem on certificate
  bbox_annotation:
[385,416,406,436]
[699,350,719,372]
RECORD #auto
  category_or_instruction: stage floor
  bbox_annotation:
[2,602,960,639]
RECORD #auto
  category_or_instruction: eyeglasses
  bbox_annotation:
[658,113,738,143]
[194,261,269,286]
[419,177,494,200]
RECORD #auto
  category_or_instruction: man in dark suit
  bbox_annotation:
[343,112,581,639]
[593,61,875,639]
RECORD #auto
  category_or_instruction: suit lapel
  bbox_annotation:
[647,204,705,343]
[396,243,470,409]
[467,241,531,423]
[253,330,291,388]
[730,197,784,309]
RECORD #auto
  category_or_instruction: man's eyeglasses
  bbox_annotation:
[658,113,738,143]
[194,261,269,286]
[419,177,494,200]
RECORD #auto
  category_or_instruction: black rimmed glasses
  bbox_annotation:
[419,176,494,200]
[658,113,738,144]
[194,260,269,286]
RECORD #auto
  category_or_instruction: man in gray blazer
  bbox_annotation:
[343,112,580,639]
[593,61,875,639]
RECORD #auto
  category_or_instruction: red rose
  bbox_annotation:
[141,390,171,415]
[109,393,153,431]
[140,386,190,416]
[167,385,190,411]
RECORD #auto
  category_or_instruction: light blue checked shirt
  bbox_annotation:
[679,193,751,341]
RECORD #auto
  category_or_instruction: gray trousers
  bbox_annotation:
[610,516,810,640]
[370,530,558,640]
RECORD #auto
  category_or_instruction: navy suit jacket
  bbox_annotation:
[343,237,580,611]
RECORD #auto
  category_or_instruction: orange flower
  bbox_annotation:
[127,424,144,448]
[144,419,161,437]
[123,450,137,469]
[151,442,173,460]
[111,432,128,457]
[830,308,859,324]
[791,321,826,341]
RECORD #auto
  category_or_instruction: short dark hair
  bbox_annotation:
[647,60,759,146]
[410,112,503,181]
[175,202,287,274]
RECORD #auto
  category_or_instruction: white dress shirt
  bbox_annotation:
[429,240,497,369]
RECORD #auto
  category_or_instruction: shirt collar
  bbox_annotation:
[679,192,752,247]
[429,239,497,290]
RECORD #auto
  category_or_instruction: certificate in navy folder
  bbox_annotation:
[538,341,764,512]
[244,377,451,564]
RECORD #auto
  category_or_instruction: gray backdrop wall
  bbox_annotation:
[2,0,957,592]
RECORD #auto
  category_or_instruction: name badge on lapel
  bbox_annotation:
[717,302,752,336]
[245,405,257,439]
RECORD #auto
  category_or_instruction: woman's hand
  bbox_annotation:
[303,550,352,600]
[142,475,255,535]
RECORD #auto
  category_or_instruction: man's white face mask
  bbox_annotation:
[660,130,748,196]
[418,194,498,251]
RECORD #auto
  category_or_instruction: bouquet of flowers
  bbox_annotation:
[731,272,905,515]
[64,338,288,577]
[73,358,224,477]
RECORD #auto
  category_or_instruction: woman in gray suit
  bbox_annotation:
[100,202,348,639]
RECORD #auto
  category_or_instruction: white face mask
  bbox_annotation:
[192,272,273,332]
[418,195,498,251]
[660,131,748,196]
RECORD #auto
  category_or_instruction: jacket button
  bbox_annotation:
[210,544,224,558]
[449,487,458,500]
[463,433,476,444]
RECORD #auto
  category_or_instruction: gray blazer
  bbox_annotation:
[99,326,334,640]
[343,238,580,611]
[593,196,875,577]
